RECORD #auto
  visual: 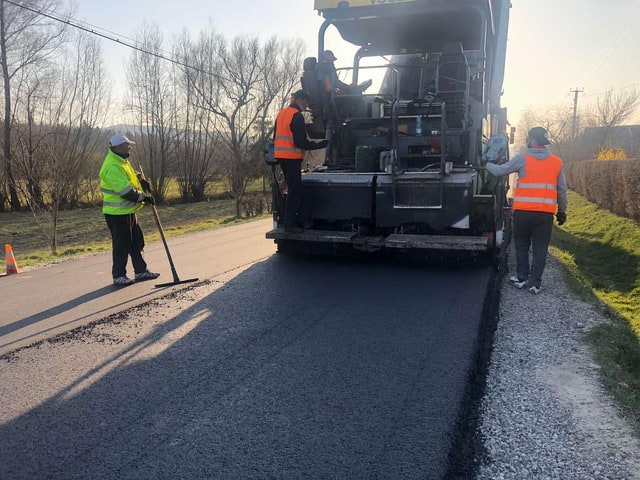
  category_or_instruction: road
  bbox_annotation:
[0,219,498,479]
[0,219,276,355]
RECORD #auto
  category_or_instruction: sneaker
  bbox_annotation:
[528,285,541,295]
[113,276,134,286]
[509,275,527,289]
[135,270,160,281]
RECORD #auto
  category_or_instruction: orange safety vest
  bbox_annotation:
[513,153,562,213]
[322,59,334,93]
[274,106,305,160]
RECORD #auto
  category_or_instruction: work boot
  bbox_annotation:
[135,270,160,281]
[509,275,527,289]
[113,276,134,286]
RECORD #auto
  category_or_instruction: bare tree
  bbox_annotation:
[173,32,221,202]
[51,31,111,206]
[0,0,69,211]
[125,22,179,202]
[512,104,592,161]
[12,68,52,208]
[515,105,573,144]
[11,30,109,253]
[184,29,304,216]
[586,88,640,148]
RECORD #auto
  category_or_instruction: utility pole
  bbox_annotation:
[570,87,584,141]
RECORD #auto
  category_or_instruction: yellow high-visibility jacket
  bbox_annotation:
[99,149,143,215]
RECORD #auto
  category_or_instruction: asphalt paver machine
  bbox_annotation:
[267,0,512,261]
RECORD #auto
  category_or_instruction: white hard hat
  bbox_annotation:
[109,134,136,147]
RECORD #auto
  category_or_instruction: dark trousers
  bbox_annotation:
[105,213,148,278]
[513,210,554,288]
[278,159,303,229]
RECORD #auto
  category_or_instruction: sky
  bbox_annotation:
[73,0,640,128]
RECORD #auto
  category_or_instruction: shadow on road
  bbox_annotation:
[1,254,494,479]
[0,286,163,353]
[0,287,121,337]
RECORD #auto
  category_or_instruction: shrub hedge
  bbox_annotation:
[565,160,640,221]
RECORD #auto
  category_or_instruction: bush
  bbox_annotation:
[595,147,628,161]
[566,159,640,221]
[241,192,271,217]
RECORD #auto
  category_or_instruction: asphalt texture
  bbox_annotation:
[0,223,497,479]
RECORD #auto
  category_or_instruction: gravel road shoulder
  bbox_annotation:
[477,251,640,479]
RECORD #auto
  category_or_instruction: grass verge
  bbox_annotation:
[0,198,268,268]
[550,190,640,432]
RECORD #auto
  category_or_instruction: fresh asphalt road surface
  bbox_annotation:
[0,219,496,478]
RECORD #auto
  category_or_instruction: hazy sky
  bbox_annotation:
[75,0,640,127]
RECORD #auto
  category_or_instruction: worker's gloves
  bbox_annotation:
[317,140,329,149]
[137,174,151,192]
[143,195,155,205]
[556,211,566,226]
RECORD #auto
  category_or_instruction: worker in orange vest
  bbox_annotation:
[486,127,568,294]
[320,50,352,94]
[274,90,328,233]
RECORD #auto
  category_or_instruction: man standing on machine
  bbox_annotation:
[274,90,328,233]
[99,134,160,286]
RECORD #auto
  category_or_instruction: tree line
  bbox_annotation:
[0,0,304,221]
[513,88,640,162]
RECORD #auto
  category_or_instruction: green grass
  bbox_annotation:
[551,190,640,431]
[0,197,268,268]
[551,191,640,336]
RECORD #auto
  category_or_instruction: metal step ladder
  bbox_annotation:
[391,100,448,209]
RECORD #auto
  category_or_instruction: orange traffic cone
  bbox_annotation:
[5,244,19,275]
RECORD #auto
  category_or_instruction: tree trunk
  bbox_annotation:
[0,1,20,211]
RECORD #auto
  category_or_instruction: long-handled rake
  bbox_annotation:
[139,166,199,288]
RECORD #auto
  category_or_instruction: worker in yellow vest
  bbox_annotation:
[99,134,159,286]
[274,90,328,233]
[486,127,568,294]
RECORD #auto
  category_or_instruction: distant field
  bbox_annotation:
[0,198,267,268]
[0,176,272,267]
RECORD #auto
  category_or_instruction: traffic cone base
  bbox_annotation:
[5,244,19,275]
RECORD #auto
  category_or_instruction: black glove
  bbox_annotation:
[556,211,566,226]
[137,174,151,192]
[143,195,155,205]
[317,140,329,149]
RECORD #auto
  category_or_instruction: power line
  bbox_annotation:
[582,82,640,98]
[3,0,226,82]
